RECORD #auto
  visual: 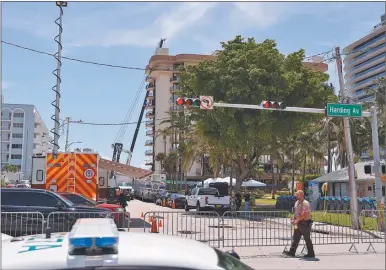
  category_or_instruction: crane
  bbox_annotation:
[111,38,166,168]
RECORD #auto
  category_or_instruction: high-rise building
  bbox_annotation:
[144,47,216,180]
[343,14,385,102]
[1,103,53,178]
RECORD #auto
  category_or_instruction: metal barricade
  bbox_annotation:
[47,211,130,232]
[222,211,292,248]
[1,212,45,237]
[300,210,361,252]
[359,209,385,252]
[143,211,222,247]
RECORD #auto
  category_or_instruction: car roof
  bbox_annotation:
[1,232,220,270]
[2,188,53,194]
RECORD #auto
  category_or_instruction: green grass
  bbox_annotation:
[287,211,381,231]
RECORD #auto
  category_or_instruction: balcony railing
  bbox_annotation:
[144,160,154,165]
[146,130,154,136]
[145,150,153,155]
[146,83,155,90]
[145,113,154,118]
[145,140,153,146]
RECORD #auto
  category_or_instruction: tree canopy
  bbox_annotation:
[178,36,337,187]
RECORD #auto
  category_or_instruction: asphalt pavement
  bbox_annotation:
[126,199,386,269]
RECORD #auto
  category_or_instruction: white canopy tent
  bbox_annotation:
[216,177,237,186]
[241,179,266,187]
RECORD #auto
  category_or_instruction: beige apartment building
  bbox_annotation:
[144,46,328,181]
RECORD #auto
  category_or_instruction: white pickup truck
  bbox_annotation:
[185,187,230,212]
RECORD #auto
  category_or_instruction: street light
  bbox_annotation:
[65,141,82,152]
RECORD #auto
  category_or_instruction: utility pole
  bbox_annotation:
[64,116,71,152]
[335,47,359,229]
[51,1,67,159]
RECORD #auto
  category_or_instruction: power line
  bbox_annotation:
[2,40,146,71]
[2,40,336,71]
[70,117,170,126]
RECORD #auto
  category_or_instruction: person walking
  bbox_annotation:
[119,191,128,212]
[244,191,250,212]
[283,190,315,258]
[235,191,242,211]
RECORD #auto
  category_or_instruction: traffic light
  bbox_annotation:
[175,97,201,107]
[261,101,287,110]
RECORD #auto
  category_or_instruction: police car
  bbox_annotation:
[2,218,253,270]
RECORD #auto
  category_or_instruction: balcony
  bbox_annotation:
[146,92,154,101]
[146,76,154,83]
[145,160,154,166]
[146,130,154,137]
[145,140,153,146]
[145,150,153,156]
[170,85,181,93]
[145,120,154,128]
[145,112,155,119]
[146,83,154,91]
[145,102,155,110]
[170,75,180,83]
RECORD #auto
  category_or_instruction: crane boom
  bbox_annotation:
[125,90,150,165]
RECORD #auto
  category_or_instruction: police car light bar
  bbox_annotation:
[69,218,119,249]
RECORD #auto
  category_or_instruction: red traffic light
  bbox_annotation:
[262,101,271,108]
[176,97,185,106]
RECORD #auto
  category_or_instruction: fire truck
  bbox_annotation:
[31,152,153,201]
[31,152,99,200]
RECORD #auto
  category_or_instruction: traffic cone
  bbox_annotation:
[172,201,176,209]
[141,212,144,219]
[151,218,158,233]
[158,219,163,228]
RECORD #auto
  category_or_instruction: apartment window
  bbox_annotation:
[11,154,22,159]
[13,123,23,128]
[11,144,22,149]
[1,112,11,120]
[12,133,23,138]
[13,112,24,117]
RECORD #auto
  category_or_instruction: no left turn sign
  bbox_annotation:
[200,96,214,110]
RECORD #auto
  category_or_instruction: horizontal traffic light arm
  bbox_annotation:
[212,102,372,117]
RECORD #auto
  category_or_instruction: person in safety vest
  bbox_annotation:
[283,190,315,258]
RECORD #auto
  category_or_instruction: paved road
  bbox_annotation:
[127,200,385,269]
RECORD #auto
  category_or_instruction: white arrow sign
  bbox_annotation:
[200,96,214,110]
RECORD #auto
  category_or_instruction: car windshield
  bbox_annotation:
[59,193,95,207]
[55,194,76,207]
[198,188,219,196]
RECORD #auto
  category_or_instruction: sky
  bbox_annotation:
[1,1,385,169]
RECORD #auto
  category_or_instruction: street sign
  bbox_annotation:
[200,96,214,110]
[326,103,363,117]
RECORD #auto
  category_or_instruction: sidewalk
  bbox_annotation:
[221,243,385,269]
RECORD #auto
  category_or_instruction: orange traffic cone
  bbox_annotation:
[158,219,163,228]
[172,201,176,209]
[141,212,144,219]
[151,218,158,233]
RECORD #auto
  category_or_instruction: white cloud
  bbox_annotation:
[67,2,217,48]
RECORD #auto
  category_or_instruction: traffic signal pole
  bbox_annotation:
[335,46,359,229]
